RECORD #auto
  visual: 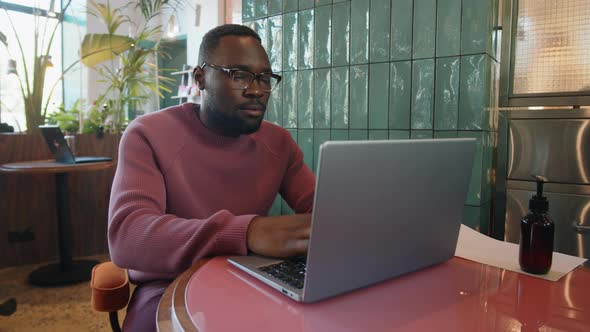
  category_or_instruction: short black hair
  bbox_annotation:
[198,24,262,66]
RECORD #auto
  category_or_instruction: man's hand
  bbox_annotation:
[246,214,311,258]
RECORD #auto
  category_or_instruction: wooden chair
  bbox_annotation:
[90,262,130,332]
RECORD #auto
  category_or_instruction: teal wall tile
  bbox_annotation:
[269,16,283,72]
[434,57,460,130]
[313,130,331,171]
[411,59,435,129]
[462,0,491,54]
[462,203,491,234]
[389,61,411,129]
[286,130,299,214]
[267,81,283,125]
[436,0,461,57]
[254,19,269,50]
[369,63,389,129]
[316,0,332,6]
[350,0,369,64]
[332,2,350,66]
[389,130,410,139]
[486,58,500,131]
[298,70,314,128]
[299,0,315,10]
[254,0,268,18]
[284,0,298,12]
[269,0,283,15]
[480,132,494,204]
[314,5,332,68]
[413,0,436,59]
[282,12,298,71]
[314,69,331,128]
[331,66,349,128]
[287,128,298,141]
[459,55,486,130]
[243,0,255,21]
[350,65,369,128]
[281,198,294,215]
[411,130,433,139]
[331,129,349,140]
[370,0,391,62]
[266,0,497,221]
[434,131,458,138]
[243,20,255,31]
[282,71,298,127]
[490,0,500,60]
[298,129,314,169]
[458,131,484,205]
[369,130,388,140]
[349,130,368,140]
[268,195,282,216]
[390,0,413,61]
[298,9,315,69]
[462,205,479,230]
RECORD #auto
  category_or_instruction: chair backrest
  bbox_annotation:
[90,261,130,312]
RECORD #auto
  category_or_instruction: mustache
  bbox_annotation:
[237,101,266,111]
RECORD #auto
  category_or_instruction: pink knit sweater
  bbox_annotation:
[108,103,316,283]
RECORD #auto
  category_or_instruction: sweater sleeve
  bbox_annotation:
[279,134,316,213]
[108,122,255,275]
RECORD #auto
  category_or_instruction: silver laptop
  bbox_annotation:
[228,138,476,303]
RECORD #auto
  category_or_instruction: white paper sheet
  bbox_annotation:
[455,224,587,281]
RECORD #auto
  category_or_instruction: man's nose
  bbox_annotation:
[244,78,265,98]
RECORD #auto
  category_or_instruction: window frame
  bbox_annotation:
[499,0,590,107]
[0,0,64,131]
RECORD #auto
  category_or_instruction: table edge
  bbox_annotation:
[157,258,211,332]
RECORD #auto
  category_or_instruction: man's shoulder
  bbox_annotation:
[256,121,293,140]
[252,121,297,155]
[125,104,190,137]
[130,105,186,128]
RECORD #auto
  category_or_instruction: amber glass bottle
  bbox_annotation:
[519,175,554,275]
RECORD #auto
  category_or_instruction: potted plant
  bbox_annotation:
[80,0,185,133]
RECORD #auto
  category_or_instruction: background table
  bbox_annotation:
[157,256,590,332]
[0,159,114,286]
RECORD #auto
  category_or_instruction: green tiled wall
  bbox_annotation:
[244,0,500,232]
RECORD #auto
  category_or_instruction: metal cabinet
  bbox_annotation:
[494,109,590,266]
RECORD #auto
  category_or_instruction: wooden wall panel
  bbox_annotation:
[0,133,120,268]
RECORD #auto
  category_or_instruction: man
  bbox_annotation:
[108,24,316,331]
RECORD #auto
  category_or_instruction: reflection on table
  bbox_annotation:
[158,257,590,332]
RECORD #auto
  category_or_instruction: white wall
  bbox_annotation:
[187,0,226,67]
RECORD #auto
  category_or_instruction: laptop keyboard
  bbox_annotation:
[258,256,307,289]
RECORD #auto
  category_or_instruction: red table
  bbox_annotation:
[157,256,590,332]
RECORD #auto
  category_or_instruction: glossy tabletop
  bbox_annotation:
[157,256,590,332]
[0,159,114,174]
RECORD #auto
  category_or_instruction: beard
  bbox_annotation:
[202,97,264,136]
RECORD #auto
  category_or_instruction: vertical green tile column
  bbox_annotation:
[242,0,500,228]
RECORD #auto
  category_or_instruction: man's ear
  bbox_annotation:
[193,67,205,90]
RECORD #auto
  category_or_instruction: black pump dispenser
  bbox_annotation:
[529,175,549,213]
[519,175,554,275]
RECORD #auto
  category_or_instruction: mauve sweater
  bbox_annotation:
[108,103,316,284]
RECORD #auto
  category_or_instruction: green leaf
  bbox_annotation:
[80,33,134,67]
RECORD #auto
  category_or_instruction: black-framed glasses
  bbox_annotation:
[200,63,282,92]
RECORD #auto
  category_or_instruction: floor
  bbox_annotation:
[0,255,129,332]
